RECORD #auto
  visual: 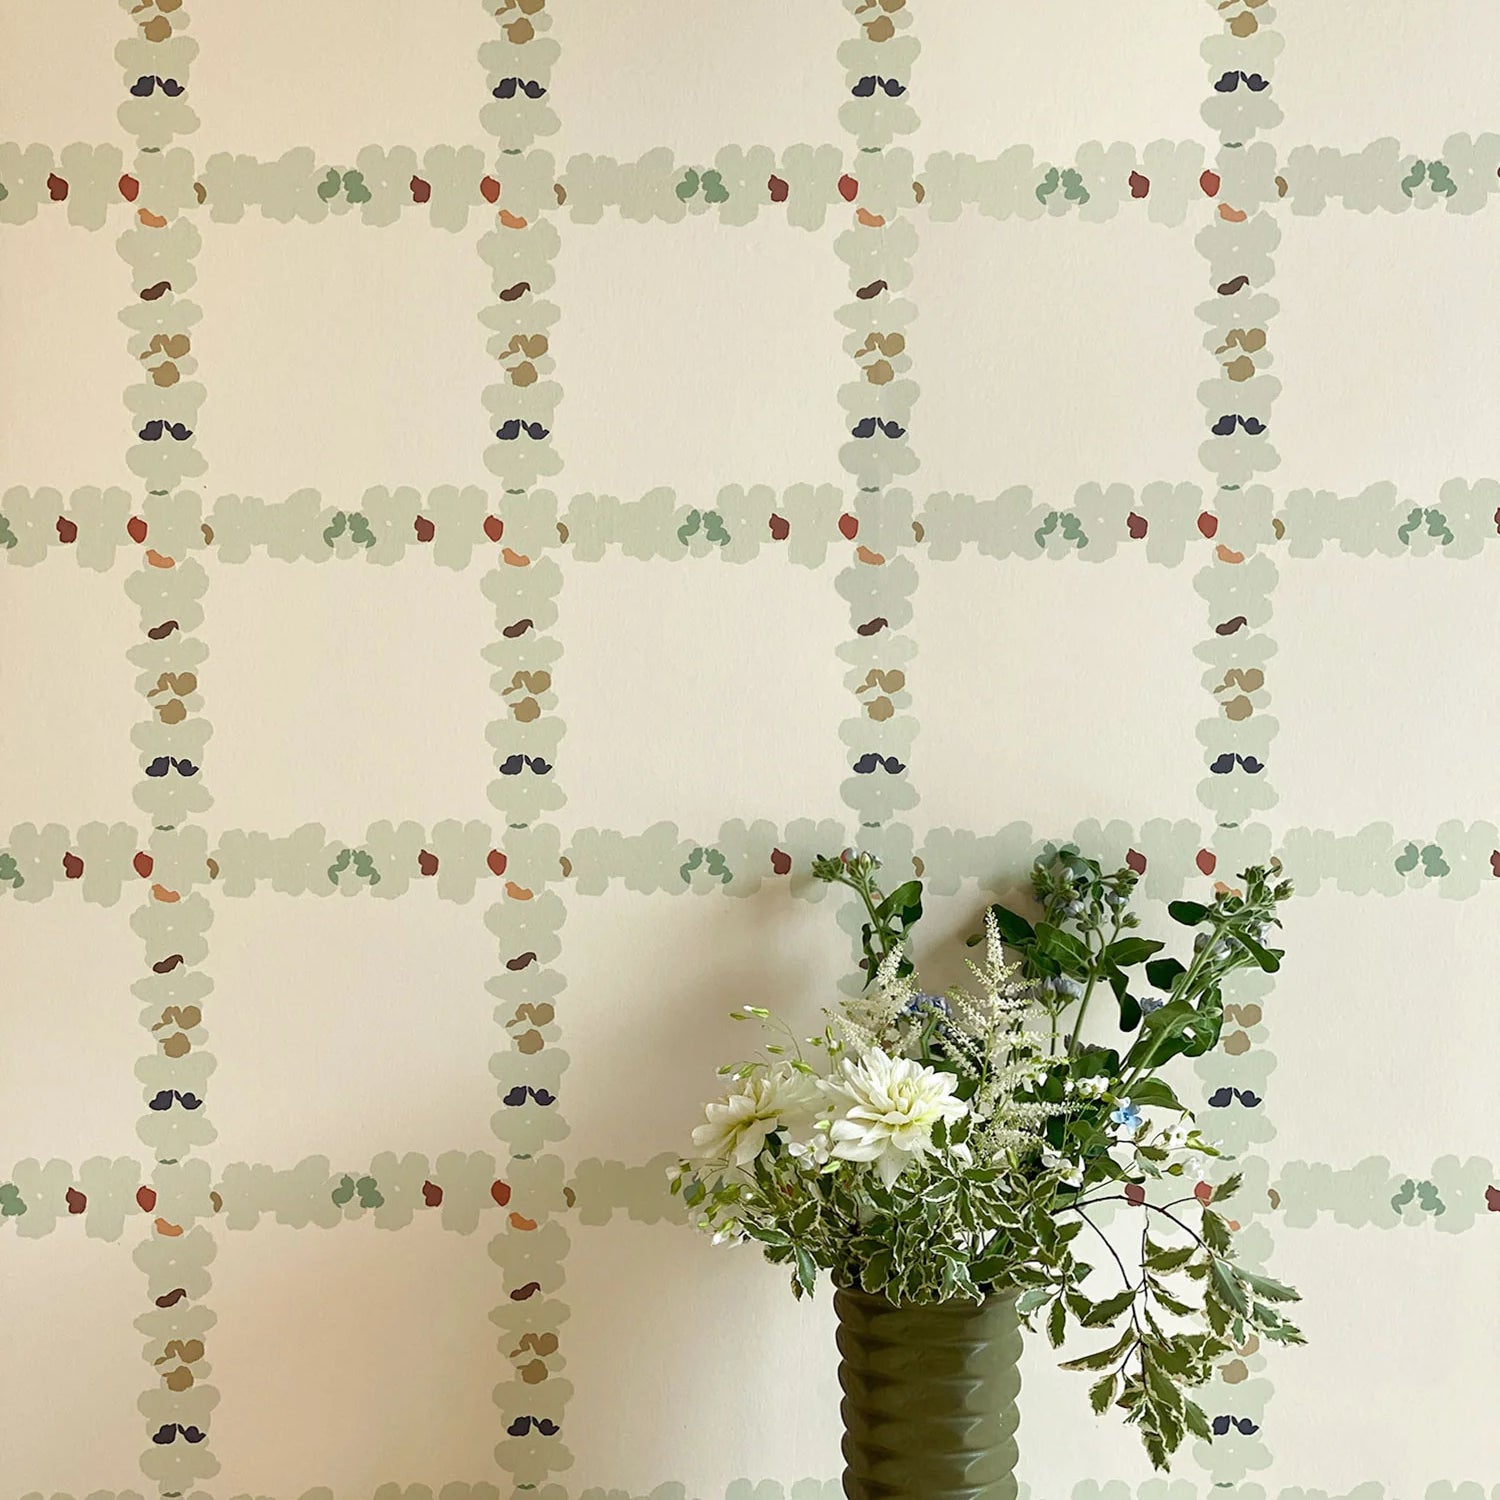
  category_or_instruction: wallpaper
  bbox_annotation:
[2,1,1498,1498]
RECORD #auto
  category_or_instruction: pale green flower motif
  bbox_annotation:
[822,1048,969,1188]
[691,1064,821,1167]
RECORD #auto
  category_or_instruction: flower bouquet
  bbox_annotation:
[672,846,1302,1496]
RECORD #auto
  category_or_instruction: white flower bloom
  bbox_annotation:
[785,1120,835,1167]
[1041,1148,1084,1188]
[822,1049,968,1188]
[1065,1075,1109,1100]
[691,1065,820,1167]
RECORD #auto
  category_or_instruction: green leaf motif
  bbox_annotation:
[317,167,344,202]
[1036,167,1061,204]
[0,514,17,550]
[1400,158,1427,198]
[342,169,372,205]
[346,513,377,549]
[675,168,700,202]
[0,853,24,889]
[0,1183,27,1217]
[1059,167,1090,205]
[700,169,729,204]
[1426,160,1458,198]
[331,1174,357,1206]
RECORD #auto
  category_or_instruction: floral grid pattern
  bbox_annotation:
[2,1,1498,1498]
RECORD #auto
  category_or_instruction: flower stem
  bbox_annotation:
[1066,913,1120,1056]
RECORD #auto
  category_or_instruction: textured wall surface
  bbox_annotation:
[3,2,1500,1497]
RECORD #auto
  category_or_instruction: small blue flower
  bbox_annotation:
[902,991,950,1016]
[1138,997,1165,1015]
[1110,1100,1142,1134]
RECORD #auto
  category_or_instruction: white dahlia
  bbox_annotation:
[691,1065,821,1167]
[823,1049,968,1187]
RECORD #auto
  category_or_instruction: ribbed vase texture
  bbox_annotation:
[834,1286,1023,1500]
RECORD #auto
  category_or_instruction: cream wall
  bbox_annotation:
[2,2,1499,1497]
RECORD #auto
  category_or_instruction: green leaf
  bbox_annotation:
[744,1224,790,1249]
[1035,921,1091,971]
[1016,1286,1052,1315]
[1240,1268,1301,1303]
[1183,1398,1214,1441]
[1143,1426,1169,1471]
[861,1248,893,1291]
[1089,1373,1118,1415]
[789,1201,818,1235]
[877,880,923,923]
[1047,1296,1067,1348]
[985,903,1036,947]
[1059,1328,1134,1372]
[1127,1077,1184,1112]
[1236,932,1282,972]
[1167,900,1209,926]
[793,1246,818,1296]
[1143,1354,1183,1412]
[1260,1319,1308,1345]
[1151,1287,1196,1317]
[1145,1243,1195,1274]
[1209,1259,1248,1315]
[1123,997,1221,1072]
[1210,1172,1244,1203]
[1145,957,1186,992]
[1080,1288,1139,1327]
[1200,1209,1231,1254]
[1104,937,1165,968]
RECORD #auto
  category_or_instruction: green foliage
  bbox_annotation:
[678,846,1302,1473]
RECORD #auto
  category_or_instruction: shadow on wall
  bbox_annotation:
[561,878,854,1209]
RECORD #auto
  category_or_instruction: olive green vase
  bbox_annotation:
[834,1286,1023,1500]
